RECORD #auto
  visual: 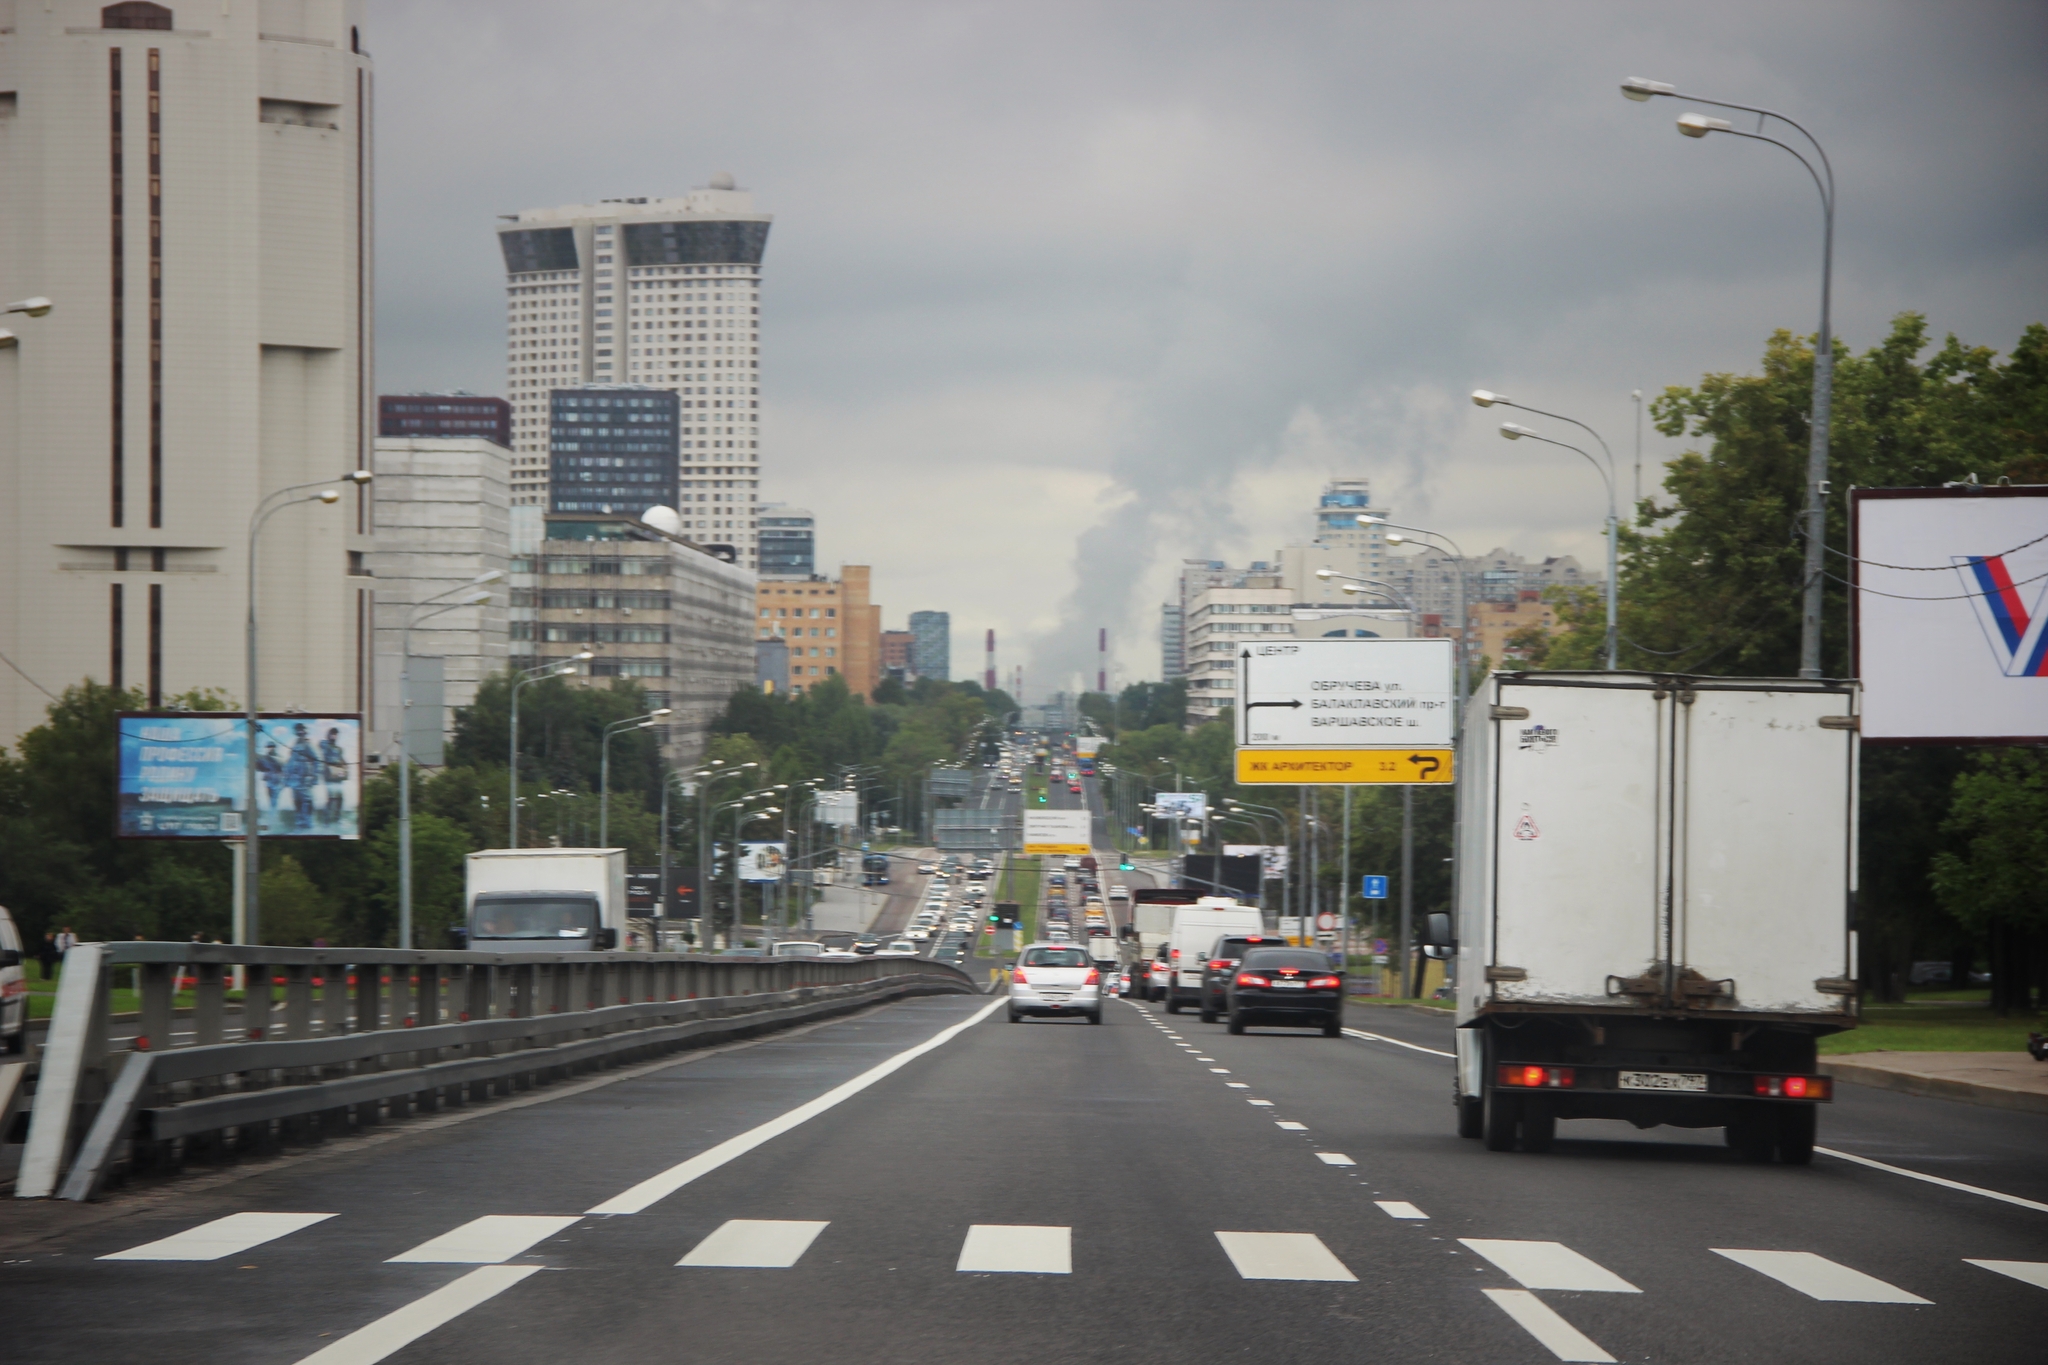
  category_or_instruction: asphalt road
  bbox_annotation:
[7,979,2042,1365]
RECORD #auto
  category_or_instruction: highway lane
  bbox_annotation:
[10,978,2042,1363]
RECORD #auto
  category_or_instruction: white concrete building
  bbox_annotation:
[0,1,376,744]
[366,437,512,761]
[496,181,770,569]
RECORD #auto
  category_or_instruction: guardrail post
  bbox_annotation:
[245,961,275,1041]
[192,962,226,1048]
[284,964,314,1039]
[137,961,176,1053]
[15,944,108,1198]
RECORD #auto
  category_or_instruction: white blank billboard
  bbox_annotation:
[1855,488,2048,741]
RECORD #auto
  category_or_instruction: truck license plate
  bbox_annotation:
[1619,1071,1707,1092]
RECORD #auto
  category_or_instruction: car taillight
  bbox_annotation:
[1084,969,1099,984]
[1754,1074,1829,1099]
[1207,959,1231,972]
[1497,1064,1574,1088]
[1170,948,1179,960]
[1012,968,1027,984]
[1306,975,1342,989]
[1236,972,1270,987]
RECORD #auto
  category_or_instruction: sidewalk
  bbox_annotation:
[1820,1051,2048,1117]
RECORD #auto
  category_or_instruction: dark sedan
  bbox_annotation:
[1225,948,1345,1036]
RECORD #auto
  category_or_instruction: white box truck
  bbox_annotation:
[463,849,631,953]
[1438,673,1860,1164]
[1163,899,1265,1014]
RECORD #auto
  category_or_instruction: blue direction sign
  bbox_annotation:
[1360,874,1389,900]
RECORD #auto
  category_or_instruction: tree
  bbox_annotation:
[1931,750,2048,1014]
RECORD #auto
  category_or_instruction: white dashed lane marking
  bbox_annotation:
[957,1225,1072,1274]
[677,1220,830,1269]
[99,1212,337,1261]
[386,1216,582,1265]
[1967,1259,2048,1291]
[1460,1239,1640,1293]
[1483,1289,1616,1363]
[1712,1249,1930,1304]
[1214,1231,1358,1282]
[1313,1151,1353,1165]
[1376,1201,1428,1219]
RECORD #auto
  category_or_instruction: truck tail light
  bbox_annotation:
[1754,1074,1829,1099]
[1170,948,1180,960]
[1498,1064,1574,1088]
[1236,973,1270,987]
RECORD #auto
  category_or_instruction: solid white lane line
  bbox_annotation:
[1377,1201,1428,1219]
[588,996,1006,1215]
[1314,1151,1353,1164]
[100,1212,337,1261]
[678,1220,829,1268]
[1816,1146,2048,1215]
[291,1265,540,1365]
[1342,1027,1455,1059]
[387,1215,581,1265]
[1460,1240,1640,1293]
[1712,1249,1930,1303]
[1277,1121,1308,1131]
[1214,1231,1358,1282]
[1482,1289,1616,1363]
[956,1224,1071,1274]
[1966,1259,2048,1290]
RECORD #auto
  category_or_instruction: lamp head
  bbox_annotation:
[1621,77,1675,101]
[1500,422,1537,440]
[1678,112,1731,138]
[4,297,54,318]
[1355,513,1384,526]
[472,569,506,585]
[1386,533,1407,545]
[650,707,673,717]
[317,489,341,504]
[1314,568,1336,580]
[573,649,595,661]
[0,330,16,350]
[458,590,492,606]
[1341,583,1368,594]
[1470,389,1507,408]
[347,469,374,485]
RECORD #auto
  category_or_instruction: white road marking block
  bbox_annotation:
[1226,1082,1250,1089]
[1712,1249,1930,1303]
[1376,1201,1428,1219]
[386,1216,581,1264]
[1314,1151,1352,1164]
[589,996,1006,1216]
[1482,1289,1616,1363]
[290,1265,541,1365]
[1460,1240,1640,1292]
[1966,1259,2048,1291]
[1247,1099,1274,1106]
[956,1224,1072,1274]
[1215,1231,1357,1282]
[678,1220,829,1268]
[1209,1067,1231,1073]
[100,1212,337,1261]
[1276,1121,1308,1131]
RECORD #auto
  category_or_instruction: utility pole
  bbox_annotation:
[1400,785,1415,998]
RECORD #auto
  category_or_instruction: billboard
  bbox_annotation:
[1022,808,1091,857]
[1074,735,1104,757]
[1152,791,1208,820]
[117,713,363,839]
[739,842,788,882]
[815,790,860,827]
[1223,843,1291,877]
[1854,488,2048,742]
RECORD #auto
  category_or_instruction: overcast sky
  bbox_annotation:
[371,0,2048,700]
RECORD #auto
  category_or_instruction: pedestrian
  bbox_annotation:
[36,932,59,980]
[54,925,78,956]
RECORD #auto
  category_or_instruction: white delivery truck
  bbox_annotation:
[1163,899,1265,1014]
[1126,890,1198,1000]
[462,848,631,953]
[1436,673,1860,1163]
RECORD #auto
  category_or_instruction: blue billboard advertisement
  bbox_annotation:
[117,713,363,840]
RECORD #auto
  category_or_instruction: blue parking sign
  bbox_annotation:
[1361,874,1389,900]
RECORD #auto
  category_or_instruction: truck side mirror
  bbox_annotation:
[598,928,619,951]
[1422,912,1455,950]
[0,949,20,968]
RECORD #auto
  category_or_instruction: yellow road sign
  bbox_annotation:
[1234,748,1454,785]
[1023,842,1092,857]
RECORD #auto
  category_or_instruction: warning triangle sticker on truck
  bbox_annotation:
[1512,812,1540,841]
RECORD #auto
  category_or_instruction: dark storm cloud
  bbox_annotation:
[371,0,2048,696]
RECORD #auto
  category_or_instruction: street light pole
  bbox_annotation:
[1491,413,1620,669]
[1359,516,1469,702]
[398,577,501,948]
[508,653,591,847]
[1621,77,1836,678]
[600,709,671,848]
[243,472,370,947]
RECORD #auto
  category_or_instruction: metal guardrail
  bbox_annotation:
[17,942,975,1203]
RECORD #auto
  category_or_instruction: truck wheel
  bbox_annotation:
[1776,1105,1816,1165]
[1482,1089,1521,1152]
[1456,1095,1484,1139]
[1520,1103,1556,1153]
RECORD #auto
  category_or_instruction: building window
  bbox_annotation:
[102,1,172,29]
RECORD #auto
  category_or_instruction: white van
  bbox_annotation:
[1163,899,1264,1014]
[0,906,26,1055]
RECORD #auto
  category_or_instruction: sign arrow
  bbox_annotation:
[1245,701,1303,711]
[1406,753,1442,778]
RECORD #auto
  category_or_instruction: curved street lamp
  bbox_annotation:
[1495,416,1620,670]
[241,471,371,946]
[508,652,593,846]
[599,709,672,848]
[1619,77,1836,678]
[1357,515,1471,702]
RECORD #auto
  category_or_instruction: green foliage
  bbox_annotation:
[448,672,665,808]
[1542,315,2048,674]
[1931,751,2048,934]
[360,812,473,949]
[1116,680,1186,732]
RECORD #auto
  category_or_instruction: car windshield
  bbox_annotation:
[1241,949,1337,972]
[470,896,597,939]
[1022,947,1091,967]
